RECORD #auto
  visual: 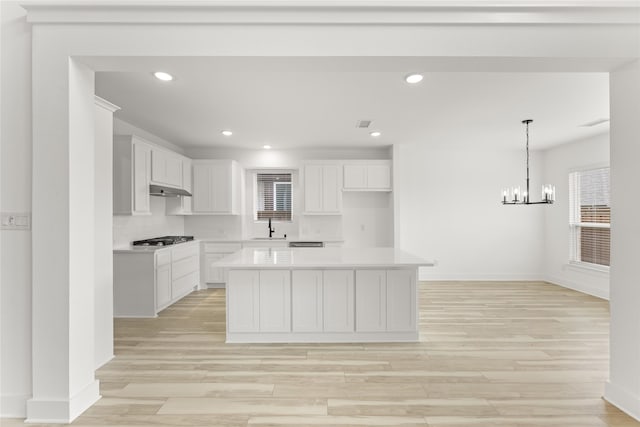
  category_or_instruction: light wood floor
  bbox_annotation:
[5,281,640,426]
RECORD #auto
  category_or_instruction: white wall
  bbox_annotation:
[1,1,32,417]
[542,133,610,299]
[394,144,545,281]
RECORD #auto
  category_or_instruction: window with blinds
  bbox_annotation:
[255,173,292,221]
[569,167,610,267]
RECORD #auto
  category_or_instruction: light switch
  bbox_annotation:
[1,212,31,230]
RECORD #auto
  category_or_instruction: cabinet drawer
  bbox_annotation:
[172,255,199,280]
[204,242,242,253]
[156,251,171,266]
[172,271,198,299]
[172,243,199,261]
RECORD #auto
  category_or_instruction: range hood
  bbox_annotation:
[149,184,192,197]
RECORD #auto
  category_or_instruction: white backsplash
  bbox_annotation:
[113,197,185,247]
[299,215,343,240]
[184,215,244,240]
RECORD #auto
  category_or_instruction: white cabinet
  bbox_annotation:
[155,263,171,309]
[241,240,288,249]
[151,148,183,188]
[343,161,392,191]
[386,269,416,332]
[258,270,291,332]
[355,270,386,332]
[227,269,291,333]
[303,163,342,214]
[113,135,152,215]
[166,157,193,215]
[114,242,200,317]
[227,270,260,332]
[292,270,323,332]
[192,160,243,214]
[203,242,242,286]
[322,270,354,332]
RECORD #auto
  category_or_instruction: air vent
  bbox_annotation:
[579,118,610,127]
[356,120,372,128]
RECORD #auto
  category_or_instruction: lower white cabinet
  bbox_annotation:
[225,267,416,342]
[292,270,323,332]
[156,263,172,309]
[386,269,416,332]
[203,242,243,286]
[322,270,355,332]
[227,269,291,333]
[355,270,386,332]
[227,270,260,332]
[114,241,200,317]
[258,270,291,332]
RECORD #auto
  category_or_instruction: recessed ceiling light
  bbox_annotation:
[263,145,272,149]
[370,131,381,137]
[221,130,233,136]
[405,73,423,84]
[153,71,174,81]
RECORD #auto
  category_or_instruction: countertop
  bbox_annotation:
[199,238,344,243]
[113,240,200,254]
[213,247,433,269]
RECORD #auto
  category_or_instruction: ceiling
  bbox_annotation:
[95,58,609,151]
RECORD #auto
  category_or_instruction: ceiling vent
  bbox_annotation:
[356,120,372,128]
[579,118,610,127]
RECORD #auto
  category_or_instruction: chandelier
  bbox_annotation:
[502,119,555,205]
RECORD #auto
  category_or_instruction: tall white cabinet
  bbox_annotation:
[113,135,152,215]
[303,163,342,214]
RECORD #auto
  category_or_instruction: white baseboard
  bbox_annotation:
[95,354,115,370]
[605,381,640,422]
[1,393,28,418]
[419,273,543,282]
[26,380,100,424]
[544,274,609,300]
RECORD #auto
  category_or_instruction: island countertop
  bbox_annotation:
[214,247,433,269]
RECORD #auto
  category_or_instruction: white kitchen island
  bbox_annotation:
[214,247,434,343]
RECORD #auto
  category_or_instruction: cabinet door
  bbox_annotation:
[386,269,417,332]
[259,270,291,332]
[322,270,354,332]
[182,159,192,213]
[133,142,151,214]
[151,149,167,184]
[355,270,387,332]
[205,253,226,283]
[211,163,231,213]
[227,270,260,332]
[166,155,183,187]
[322,165,341,212]
[367,164,391,190]
[292,270,323,332]
[344,164,367,189]
[156,264,171,309]
[304,165,323,213]
[192,164,212,212]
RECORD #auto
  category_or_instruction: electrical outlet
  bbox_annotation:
[1,212,31,230]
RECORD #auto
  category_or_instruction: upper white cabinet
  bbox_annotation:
[192,160,243,215]
[113,135,152,215]
[303,163,342,214]
[166,157,193,215]
[151,148,183,188]
[343,160,392,191]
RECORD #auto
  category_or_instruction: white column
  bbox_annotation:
[27,56,100,422]
[604,59,640,420]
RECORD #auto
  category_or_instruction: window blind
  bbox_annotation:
[256,173,292,221]
[569,167,610,267]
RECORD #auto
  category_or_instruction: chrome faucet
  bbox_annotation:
[268,218,275,238]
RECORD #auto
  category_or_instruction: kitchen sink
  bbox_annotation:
[251,237,287,240]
